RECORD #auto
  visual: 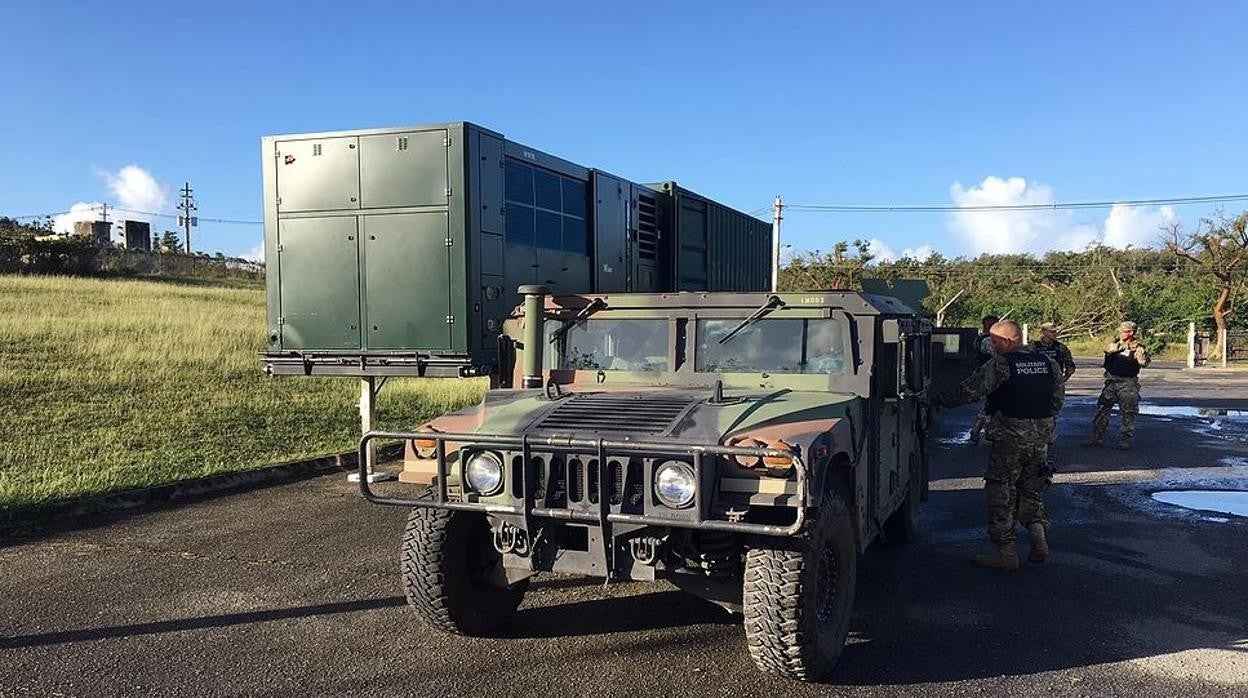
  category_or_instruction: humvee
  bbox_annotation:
[358,286,933,680]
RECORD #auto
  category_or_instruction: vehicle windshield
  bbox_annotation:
[696,318,846,374]
[546,318,670,372]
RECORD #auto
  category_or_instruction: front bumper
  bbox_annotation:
[357,430,808,537]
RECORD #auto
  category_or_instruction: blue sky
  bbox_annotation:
[3,1,1245,260]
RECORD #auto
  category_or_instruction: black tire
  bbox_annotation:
[400,506,528,636]
[743,483,858,681]
[883,455,922,544]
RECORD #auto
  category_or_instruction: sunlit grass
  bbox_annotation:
[0,274,484,510]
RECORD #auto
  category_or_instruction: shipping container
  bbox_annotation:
[260,122,771,378]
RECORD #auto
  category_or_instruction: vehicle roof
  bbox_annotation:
[545,290,916,316]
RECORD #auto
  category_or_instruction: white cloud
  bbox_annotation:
[866,238,897,262]
[1102,203,1178,249]
[52,165,170,240]
[102,165,170,214]
[866,238,937,263]
[242,242,265,262]
[947,175,1178,255]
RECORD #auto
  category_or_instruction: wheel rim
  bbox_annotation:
[814,543,840,625]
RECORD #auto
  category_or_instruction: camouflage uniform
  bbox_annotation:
[939,348,1062,545]
[1092,338,1151,442]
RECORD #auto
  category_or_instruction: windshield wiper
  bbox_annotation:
[548,297,607,344]
[717,295,786,345]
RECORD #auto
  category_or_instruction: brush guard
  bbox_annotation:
[356,430,808,539]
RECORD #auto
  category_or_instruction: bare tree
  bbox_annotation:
[1165,212,1248,357]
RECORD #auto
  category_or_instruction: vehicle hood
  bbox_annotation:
[423,386,859,454]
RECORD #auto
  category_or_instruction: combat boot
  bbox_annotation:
[1028,523,1049,563]
[972,542,1020,571]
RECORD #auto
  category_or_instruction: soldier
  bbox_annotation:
[968,315,1000,444]
[934,320,1061,570]
[1083,321,1151,450]
[1031,322,1077,444]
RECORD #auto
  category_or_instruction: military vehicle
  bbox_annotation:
[358,286,934,680]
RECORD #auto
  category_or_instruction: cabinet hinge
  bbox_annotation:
[445,187,453,197]
[445,238,453,247]
[446,315,456,325]
[443,136,451,147]
[278,317,285,325]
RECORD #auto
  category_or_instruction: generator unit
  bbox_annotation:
[260,122,772,378]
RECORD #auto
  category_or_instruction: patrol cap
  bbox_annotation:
[1040,322,1058,332]
[1118,321,1139,333]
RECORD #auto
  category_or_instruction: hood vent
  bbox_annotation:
[533,393,695,435]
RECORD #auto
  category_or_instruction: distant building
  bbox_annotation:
[72,220,112,246]
[123,220,152,251]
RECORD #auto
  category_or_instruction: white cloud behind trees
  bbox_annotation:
[945,175,1178,256]
[53,165,171,240]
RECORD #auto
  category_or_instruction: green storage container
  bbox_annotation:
[260,122,771,378]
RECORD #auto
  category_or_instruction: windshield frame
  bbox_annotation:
[533,301,866,394]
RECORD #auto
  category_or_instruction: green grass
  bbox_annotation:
[0,274,484,510]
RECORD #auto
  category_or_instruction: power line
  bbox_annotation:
[786,193,1248,213]
[7,205,261,226]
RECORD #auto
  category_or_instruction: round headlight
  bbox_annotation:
[465,452,504,495]
[655,461,697,509]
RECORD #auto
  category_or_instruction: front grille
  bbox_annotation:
[534,393,694,435]
[511,451,645,513]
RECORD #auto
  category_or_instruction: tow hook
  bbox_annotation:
[629,536,662,565]
[493,522,530,556]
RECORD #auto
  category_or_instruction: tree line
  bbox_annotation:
[778,212,1248,357]
[0,217,261,279]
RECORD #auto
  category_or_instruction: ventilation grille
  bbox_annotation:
[397,136,409,151]
[312,143,323,156]
[637,192,659,261]
[534,393,693,435]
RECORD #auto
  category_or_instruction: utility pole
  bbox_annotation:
[771,194,784,292]
[177,182,197,254]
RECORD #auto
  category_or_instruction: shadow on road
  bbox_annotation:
[0,596,406,650]
[505,589,735,639]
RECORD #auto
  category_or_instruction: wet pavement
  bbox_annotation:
[1,364,1246,697]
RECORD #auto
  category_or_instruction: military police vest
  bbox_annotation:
[992,351,1056,419]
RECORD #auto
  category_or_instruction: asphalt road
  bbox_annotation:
[2,365,1247,697]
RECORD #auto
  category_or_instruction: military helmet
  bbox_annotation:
[1117,321,1139,333]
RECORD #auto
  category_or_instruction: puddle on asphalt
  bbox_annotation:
[1151,490,1248,518]
[1138,404,1248,419]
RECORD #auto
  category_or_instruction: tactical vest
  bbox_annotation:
[1033,341,1068,371]
[992,351,1056,419]
[1103,346,1141,378]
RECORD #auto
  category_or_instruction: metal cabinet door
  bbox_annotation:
[592,171,628,292]
[275,137,360,213]
[362,212,451,350]
[359,130,449,209]
[478,133,505,234]
[277,217,361,349]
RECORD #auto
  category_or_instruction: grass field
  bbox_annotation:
[0,274,484,510]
